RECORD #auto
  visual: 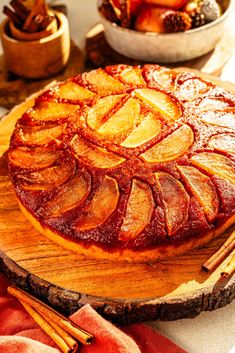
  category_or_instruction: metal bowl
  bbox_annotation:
[98,0,232,63]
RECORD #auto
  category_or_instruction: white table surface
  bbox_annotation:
[0,1,235,352]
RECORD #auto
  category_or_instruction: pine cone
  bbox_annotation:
[191,9,206,28]
[163,11,192,33]
[199,0,221,22]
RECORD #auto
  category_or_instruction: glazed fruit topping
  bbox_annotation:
[141,124,194,163]
[29,101,80,122]
[155,172,190,235]
[119,179,155,240]
[76,175,119,231]
[16,158,76,191]
[8,147,62,170]
[55,81,95,101]
[44,172,91,218]
[191,152,235,186]
[84,68,124,95]
[86,94,126,130]
[134,88,182,122]
[13,124,67,146]
[178,78,209,100]
[200,111,235,129]
[178,165,219,221]
[111,66,146,86]
[97,97,141,140]
[208,134,235,154]
[121,112,162,148]
[70,135,126,169]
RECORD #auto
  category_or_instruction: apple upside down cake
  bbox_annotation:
[8,65,235,261]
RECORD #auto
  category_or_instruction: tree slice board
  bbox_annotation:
[0,70,235,324]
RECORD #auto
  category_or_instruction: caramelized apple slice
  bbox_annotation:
[208,133,235,154]
[119,179,154,240]
[55,81,95,101]
[201,111,235,129]
[155,172,189,235]
[121,112,162,148]
[87,94,125,130]
[191,152,235,185]
[134,88,181,122]
[198,97,230,110]
[141,124,194,163]
[144,67,174,89]
[178,165,219,222]
[97,98,141,138]
[14,124,66,146]
[117,67,146,86]
[17,159,75,190]
[77,175,119,231]
[85,69,124,95]
[8,147,61,169]
[70,135,125,168]
[44,172,91,217]
[30,102,80,121]
[178,79,209,100]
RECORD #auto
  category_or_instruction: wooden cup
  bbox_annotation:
[0,11,70,79]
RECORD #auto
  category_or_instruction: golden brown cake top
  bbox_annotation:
[8,64,235,251]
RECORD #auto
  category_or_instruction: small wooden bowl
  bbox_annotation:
[0,11,70,79]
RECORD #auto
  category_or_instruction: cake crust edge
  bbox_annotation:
[19,200,235,262]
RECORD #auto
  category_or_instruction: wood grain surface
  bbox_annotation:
[0,70,235,324]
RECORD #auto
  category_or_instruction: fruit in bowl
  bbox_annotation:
[99,0,223,32]
[98,0,231,62]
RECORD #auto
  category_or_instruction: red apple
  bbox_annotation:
[145,0,187,10]
[134,4,192,33]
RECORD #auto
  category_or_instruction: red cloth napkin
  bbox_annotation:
[0,274,187,353]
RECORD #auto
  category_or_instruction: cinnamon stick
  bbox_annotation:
[220,250,235,278]
[23,0,47,31]
[202,230,235,272]
[25,17,40,33]
[119,0,131,28]
[7,286,93,345]
[10,0,29,15]
[3,6,22,26]
[10,0,29,21]
[39,15,54,31]
[19,300,74,353]
[99,0,119,23]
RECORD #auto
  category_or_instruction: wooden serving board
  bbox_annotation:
[0,71,235,324]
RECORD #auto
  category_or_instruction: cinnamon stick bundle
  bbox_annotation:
[3,0,55,34]
[19,300,76,353]
[202,230,235,272]
[7,286,93,346]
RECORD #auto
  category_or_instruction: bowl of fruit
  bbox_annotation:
[98,0,232,62]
